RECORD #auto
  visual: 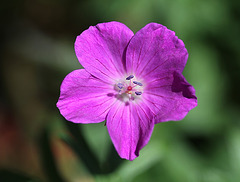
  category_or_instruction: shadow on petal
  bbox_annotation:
[107,93,115,97]
[171,71,197,99]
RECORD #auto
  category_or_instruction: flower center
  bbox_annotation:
[115,75,143,103]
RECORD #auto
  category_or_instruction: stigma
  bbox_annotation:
[115,75,143,102]
[127,86,132,91]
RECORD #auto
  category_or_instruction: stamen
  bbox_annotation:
[135,91,142,95]
[117,83,124,89]
[126,75,134,80]
[133,81,143,86]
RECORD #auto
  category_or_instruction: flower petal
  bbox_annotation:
[143,71,197,123]
[106,101,154,160]
[75,21,134,82]
[126,23,188,80]
[57,69,116,123]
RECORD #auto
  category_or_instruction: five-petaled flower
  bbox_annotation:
[57,22,197,161]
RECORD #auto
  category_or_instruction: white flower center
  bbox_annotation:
[114,75,143,103]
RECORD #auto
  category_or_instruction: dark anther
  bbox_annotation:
[117,83,124,89]
[133,81,143,86]
[135,91,142,95]
[126,75,134,80]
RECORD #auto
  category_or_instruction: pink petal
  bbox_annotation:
[143,71,197,123]
[106,101,154,161]
[126,23,188,80]
[57,69,116,123]
[75,21,134,83]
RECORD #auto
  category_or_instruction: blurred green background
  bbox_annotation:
[1,0,240,181]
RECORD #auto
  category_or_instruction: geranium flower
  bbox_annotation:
[57,22,197,161]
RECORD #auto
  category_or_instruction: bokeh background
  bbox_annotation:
[1,0,240,181]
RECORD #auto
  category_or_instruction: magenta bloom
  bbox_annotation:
[57,22,197,160]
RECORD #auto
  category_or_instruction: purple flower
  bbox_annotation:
[57,22,197,161]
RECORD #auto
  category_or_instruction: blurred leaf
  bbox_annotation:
[101,144,123,174]
[62,121,101,174]
[81,122,111,163]
[38,128,65,182]
[118,141,162,182]
[62,121,124,175]
[7,23,81,72]
[81,122,123,173]
[228,128,240,181]
[95,140,163,182]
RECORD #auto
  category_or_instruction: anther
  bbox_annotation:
[126,75,134,80]
[117,83,124,89]
[133,81,143,86]
[135,91,142,95]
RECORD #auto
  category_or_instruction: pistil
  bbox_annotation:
[127,86,132,91]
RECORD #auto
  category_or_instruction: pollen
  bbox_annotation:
[126,90,132,94]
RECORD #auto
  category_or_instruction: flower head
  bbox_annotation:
[57,22,197,161]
